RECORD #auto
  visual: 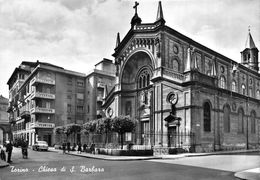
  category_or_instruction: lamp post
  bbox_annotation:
[164,92,182,148]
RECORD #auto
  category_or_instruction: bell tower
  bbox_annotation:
[241,27,259,72]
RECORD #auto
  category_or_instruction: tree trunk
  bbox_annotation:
[120,133,124,150]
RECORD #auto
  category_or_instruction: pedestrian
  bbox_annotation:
[5,140,13,163]
[77,142,82,154]
[90,143,95,154]
[21,139,28,159]
[72,143,76,151]
[67,142,70,153]
[62,141,66,154]
[83,144,87,153]
[0,145,6,161]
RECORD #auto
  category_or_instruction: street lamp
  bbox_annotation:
[164,92,182,148]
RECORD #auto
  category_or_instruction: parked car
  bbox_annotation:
[32,141,48,151]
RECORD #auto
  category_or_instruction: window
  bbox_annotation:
[137,69,151,89]
[257,90,260,99]
[67,77,72,85]
[251,111,256,134]
[77,80,84,87]
[77,106,84,112]
[238,108,244,133]
[46,102,51,109]
[67,104,72,113]
[249,87,253,97]
[223,105,231,133]
[241,84,246,95]
[203,102,211,132]
[231,81,237,92]
[219,76,226,89]
[169,59,179,72]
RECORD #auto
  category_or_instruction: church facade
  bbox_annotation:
[103,2,260,153]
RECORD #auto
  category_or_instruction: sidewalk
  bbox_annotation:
[0,159,9,168]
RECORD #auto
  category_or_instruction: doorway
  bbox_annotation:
[168,126,177,147]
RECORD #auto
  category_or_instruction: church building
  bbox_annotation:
[103,1,260,153]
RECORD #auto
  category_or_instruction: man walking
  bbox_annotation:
[6,140,13,163]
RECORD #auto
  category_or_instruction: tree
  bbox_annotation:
[96,117,112,145]
[111,116,136,149]
[83,120,97,143]
[65,124,82,143]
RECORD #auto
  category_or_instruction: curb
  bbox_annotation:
[0,161,9,168]
[234,168,260,180]
[65,152,162,161]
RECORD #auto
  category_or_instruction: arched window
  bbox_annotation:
[219,76,226,89]
[238,108,244,133]
[241,84,246,95]
[203,102,211,132]
[172,59,179,72]
[223,105,231,133]
[137,69,151,89]
[231,80,237,92]
[251,111,256,134]
[249,87,253,97]
[139,77,142,88]
[257,90,260,100]
[147,74,150,87]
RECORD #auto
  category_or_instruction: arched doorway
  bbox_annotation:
[120,51,154,146]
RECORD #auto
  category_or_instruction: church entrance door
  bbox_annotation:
[168,126,177,147]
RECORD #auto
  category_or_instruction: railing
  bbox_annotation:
[79,132,195,151]
[31,91,55,99]
[30,122,55,129]
[152,67,186,83]
[30,107,55,114]
[135,24,158,30]
[31,77,55,86]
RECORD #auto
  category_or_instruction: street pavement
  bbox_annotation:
[0,147,259,180]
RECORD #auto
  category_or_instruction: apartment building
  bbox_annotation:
[85,58,116,121]
[7,61,86,146]
[7,59,116,146]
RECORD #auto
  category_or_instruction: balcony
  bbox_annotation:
[97,82,105,88]
[20,110,30,119]
[30,107,55,114]
[31,77,55,86]
[31,91,55,100]
[30,122,55,129]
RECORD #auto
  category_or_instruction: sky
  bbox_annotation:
[0,0,259,98]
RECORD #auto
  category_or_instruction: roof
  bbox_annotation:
[245,32,257,49]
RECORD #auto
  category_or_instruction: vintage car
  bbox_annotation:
[32,141,48,151]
